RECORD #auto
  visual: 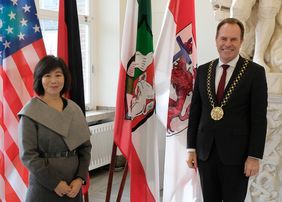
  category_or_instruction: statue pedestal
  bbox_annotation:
[266,73,282,95]
[245,95,282,202]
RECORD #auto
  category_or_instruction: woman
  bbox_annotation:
[18,55,92,202]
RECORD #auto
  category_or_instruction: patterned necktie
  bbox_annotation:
[217,64,229,103]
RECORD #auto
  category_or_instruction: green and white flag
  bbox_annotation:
[114,0,159,201]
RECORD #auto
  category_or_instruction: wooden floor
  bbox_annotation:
[88,166,130,202]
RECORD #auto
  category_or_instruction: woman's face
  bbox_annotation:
[42,67,65,97]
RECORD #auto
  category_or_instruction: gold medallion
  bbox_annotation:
[207,59,249,121]
[211,107,224,120]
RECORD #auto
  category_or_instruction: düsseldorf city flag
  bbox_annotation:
[114,0,159,201]
[154,0,203,201]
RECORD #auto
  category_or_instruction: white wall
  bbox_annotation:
[151,0,168,48]
[195,0,218,64]
[92,0,120,108]
[94,0,217,107]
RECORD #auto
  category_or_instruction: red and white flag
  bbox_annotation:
[0,0,46,201]
[154,0,202,201]
[114,0,159,201]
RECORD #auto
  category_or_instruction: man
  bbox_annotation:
[186,18,268,202]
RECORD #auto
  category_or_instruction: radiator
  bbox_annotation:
[88,121,114,170]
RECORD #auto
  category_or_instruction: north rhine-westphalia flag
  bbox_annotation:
[0,0,46,201]
[114,0,159,201]
[57,0,85,113]
[154,0,203,201]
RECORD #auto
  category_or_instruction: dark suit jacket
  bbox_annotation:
[187,56,268,165]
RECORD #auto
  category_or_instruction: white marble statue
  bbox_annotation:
[231,0,282,72]
[210,0,282,73]
[265,5,282,72]
[210,0,232,21]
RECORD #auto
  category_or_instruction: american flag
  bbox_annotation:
[0,0,46,201]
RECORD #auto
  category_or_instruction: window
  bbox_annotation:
[39,0,89,15]
[35,0,93,107]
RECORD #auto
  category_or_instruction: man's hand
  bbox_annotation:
[244,157,260,177]
[186,151,198,169]
[66,178,83,198]
[54,181,71,197]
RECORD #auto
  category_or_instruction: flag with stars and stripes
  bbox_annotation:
[0,0,46,201]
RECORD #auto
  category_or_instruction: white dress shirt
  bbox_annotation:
[215,55,239,93]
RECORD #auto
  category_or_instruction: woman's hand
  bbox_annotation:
[54,181,71,197]
[66,178,83,198]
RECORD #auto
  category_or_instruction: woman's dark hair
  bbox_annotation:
[33,55,71,96]
[216,18,245,40]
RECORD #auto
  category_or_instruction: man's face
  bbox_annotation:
[216,23,243,63]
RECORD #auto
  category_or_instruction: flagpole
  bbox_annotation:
[105,143,117,202]
[106,143,128,202]
[116,162,128,202]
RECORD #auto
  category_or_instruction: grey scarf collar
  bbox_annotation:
[18,97,90,150]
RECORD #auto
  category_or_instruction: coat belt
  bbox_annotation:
[39,150,77,158]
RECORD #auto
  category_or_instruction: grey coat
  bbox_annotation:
[18,98,92,202]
